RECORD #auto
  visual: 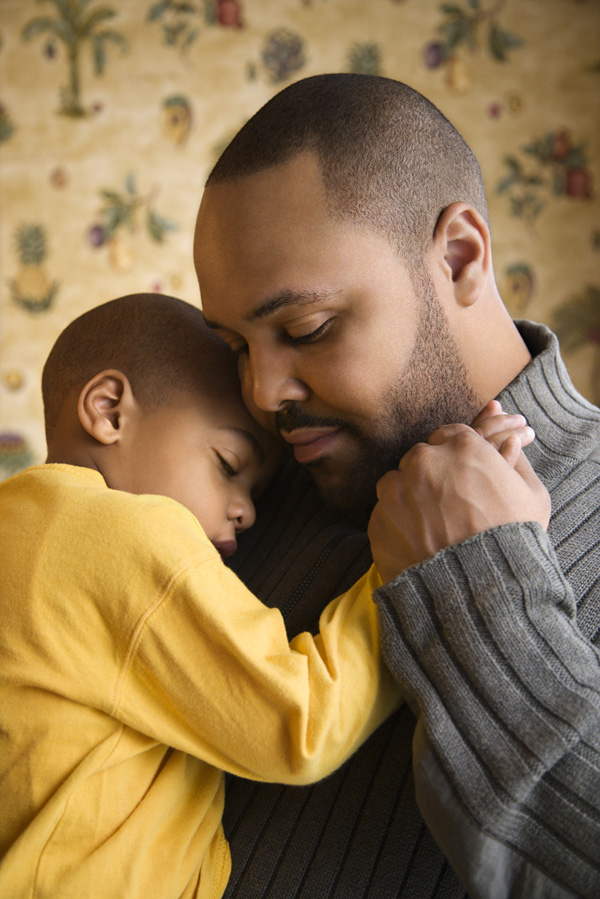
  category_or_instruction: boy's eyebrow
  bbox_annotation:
[204,289,338,329]
[222,426,265,463]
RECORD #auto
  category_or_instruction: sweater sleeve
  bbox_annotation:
[112,558,400,786]
[374,521,600,899]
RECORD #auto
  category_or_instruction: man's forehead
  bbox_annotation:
[197,153,327,239]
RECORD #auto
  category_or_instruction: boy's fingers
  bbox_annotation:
[499,434,522,467]
[476,425,535,451]
[470,399,503,428]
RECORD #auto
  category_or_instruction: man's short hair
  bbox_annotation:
[42,293,234,442]
[207,74,488,265]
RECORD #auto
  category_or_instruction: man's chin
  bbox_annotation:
[305,461,378,524]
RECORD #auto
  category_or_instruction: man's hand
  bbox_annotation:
[368,419,551,584]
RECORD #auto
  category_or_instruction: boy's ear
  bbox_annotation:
[431,201,491,307]
[77,370,135,446]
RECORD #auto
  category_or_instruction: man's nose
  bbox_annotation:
[240,349,309,412]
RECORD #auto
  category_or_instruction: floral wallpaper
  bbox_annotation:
[1,0,599,478]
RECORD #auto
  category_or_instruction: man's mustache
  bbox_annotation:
[275,405,349,433]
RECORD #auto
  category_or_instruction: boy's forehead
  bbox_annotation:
[220,425,265,462]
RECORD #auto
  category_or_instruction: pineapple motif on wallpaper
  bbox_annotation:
[9,224,59,314]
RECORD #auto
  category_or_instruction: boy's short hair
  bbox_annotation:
[42,293,236,443]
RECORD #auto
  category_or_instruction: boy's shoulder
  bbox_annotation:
[1,463,215,569]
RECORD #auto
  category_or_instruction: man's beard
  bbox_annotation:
[276,272,481,520]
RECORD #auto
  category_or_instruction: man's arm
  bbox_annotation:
[369,429,600,898]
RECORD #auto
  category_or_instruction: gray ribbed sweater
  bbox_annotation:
[224,321,600,899]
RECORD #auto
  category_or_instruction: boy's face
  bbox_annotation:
[114,389,279,559]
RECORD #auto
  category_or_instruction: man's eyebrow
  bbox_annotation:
[221,426,265,463]
[203,289,338,329]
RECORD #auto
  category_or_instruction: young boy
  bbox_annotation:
[0,293,533,899]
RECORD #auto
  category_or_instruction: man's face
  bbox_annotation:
[195,153,479,516]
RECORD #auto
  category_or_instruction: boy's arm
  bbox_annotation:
[114,554,401,785]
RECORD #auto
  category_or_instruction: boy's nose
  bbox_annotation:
[228,495,256,532]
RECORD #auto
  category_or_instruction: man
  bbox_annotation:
[193,74,600,899]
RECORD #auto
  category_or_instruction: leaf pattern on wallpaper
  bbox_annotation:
[553,285,600,402]
[348,43,382,76]
[497,129,594,227]
[87,173,178,272]
[423,0,523,93]
[0,104,16,142]
[147,0,243,50]
[0,434,34,479]
[21,0,129,118]
[9,224,59,315]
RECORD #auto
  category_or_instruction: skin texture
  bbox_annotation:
[46,373,281,559]
[194,151,545,546]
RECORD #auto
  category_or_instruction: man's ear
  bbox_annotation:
[432,201,491,307]
[77,370,135,446]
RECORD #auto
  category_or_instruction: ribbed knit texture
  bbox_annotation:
[224,322,600,898]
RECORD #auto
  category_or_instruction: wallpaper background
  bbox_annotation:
[1,0,599,478]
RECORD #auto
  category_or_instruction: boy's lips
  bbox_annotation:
[280,427,342,464]
[213,539,237,560]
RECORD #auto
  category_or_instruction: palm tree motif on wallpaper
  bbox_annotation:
[22,0,128,118]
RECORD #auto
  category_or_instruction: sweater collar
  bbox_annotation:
[497,320,600,487]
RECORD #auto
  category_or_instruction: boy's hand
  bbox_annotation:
[469,400,535,466]
[368,405,550,584]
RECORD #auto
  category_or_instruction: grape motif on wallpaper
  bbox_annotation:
[424,0,523,93]
[246,29,306,84]
[9,224,59,315]
[88,173,178,272]
[147,0,243,49]
[21,0,129,118]
[497,129,594,227]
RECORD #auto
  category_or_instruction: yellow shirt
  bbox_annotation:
[0,465,398,899]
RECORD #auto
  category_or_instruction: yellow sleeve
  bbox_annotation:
[113,558,401,785]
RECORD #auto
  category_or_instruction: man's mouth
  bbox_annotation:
[280,427,342,464]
